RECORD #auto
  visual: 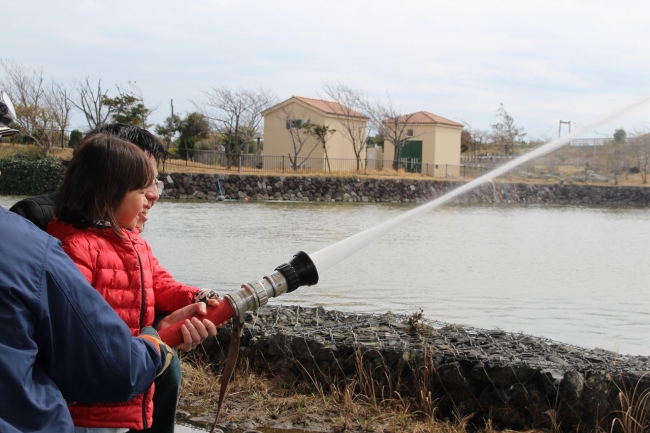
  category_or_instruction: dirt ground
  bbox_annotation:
[177,359,354,433]
[177,389,333,432]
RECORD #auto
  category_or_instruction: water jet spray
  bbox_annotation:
[309,95,650,273]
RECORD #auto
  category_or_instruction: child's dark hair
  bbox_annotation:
[57,133,154,239]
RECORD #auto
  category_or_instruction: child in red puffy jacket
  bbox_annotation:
[47,132,220,433]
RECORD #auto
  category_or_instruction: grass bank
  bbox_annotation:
[178,352,530,433]
[178,352,650,433]
[3,142,650,187]
[0,142,73,161]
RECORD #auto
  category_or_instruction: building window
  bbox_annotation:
[286,119,304,129]
[406,128,414,137]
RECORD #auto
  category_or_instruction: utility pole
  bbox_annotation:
[559,120,571,138]
[166,99,174,150]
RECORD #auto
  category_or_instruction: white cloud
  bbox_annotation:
[3,0,650,137]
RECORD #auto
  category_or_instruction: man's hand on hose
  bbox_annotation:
[139,326,174,377]
[155,299,226,352]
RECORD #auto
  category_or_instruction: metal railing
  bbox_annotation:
[165,149,646,184]
[166,150,470,178]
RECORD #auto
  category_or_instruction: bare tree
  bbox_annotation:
[629,128,650,184]
[597,139,627,184]
[47,82,72,148]
[364,97,418,171]
[197,86,275,155]
[70,77,112,132]
[322,81,370,170]
[0,60,61,157]
[280,106,319,171]
[491,103,526,158]
[460,122,490,161]
[303,123,336,173]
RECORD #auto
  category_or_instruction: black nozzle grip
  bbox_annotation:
[275,251,319,293]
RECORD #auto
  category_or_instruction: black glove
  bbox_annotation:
[194,288,220,304]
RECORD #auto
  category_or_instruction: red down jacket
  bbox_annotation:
[47,218,200,430]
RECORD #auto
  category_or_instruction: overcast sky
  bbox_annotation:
[4,0,650,140]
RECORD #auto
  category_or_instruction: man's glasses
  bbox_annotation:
[154,180,164,195]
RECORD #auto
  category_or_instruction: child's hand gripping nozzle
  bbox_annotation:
[157,251,319,347]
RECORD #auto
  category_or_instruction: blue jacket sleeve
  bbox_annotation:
[38,237,164,402]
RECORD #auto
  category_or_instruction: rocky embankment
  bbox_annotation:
[202,306,650,432]
[160,173,650,205]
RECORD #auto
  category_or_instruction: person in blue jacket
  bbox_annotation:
[0,204,176,433]
[0,92,175,432]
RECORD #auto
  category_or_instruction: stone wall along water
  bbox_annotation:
[160,173,650,205]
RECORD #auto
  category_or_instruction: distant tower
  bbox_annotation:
[559,120,571,138]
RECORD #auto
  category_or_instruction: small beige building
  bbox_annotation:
[262,96,368,172]
[383,111,464,177]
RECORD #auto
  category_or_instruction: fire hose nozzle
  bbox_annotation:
[158,251,319,348]
[276,250,319,292]
[228,251,318,318]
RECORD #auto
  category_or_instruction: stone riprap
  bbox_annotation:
[201,306,650,432]
[160,173,650,205]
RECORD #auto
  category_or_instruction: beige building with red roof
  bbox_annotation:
[383,111,464,177]
[262,96,368,172]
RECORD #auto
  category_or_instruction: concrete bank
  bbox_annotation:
[202,306,650,432]
[160,173,650,205]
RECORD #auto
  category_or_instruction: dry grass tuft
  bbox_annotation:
[0,142,73,160]
[178,350,549,433]
[610,374,650,433]
[179,351,650,433]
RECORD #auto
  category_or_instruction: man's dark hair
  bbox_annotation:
[87,123,168,163]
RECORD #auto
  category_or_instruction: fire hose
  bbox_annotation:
[157,251,319,431]
[157,251,318,347]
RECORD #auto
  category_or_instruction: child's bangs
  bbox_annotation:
[114,143,154,192]
[132,159,154,191]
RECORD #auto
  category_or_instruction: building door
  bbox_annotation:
[400,140,422,172]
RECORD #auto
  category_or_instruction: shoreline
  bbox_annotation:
[158,173,650,206]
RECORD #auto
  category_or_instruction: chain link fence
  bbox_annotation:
[165,149,646,186]
[166,151,482,179]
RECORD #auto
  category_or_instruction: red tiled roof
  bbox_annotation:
[393,111,464,127]
[265,96,368,119]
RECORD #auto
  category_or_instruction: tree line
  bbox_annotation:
[3,60,648,180]
[0,61,280,160]
[0,60,522,168]
[575,128,650,185]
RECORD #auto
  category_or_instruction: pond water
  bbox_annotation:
[2,196,649,356]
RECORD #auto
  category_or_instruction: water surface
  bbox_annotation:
[142,200,650,356]
[3,196,648,356]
